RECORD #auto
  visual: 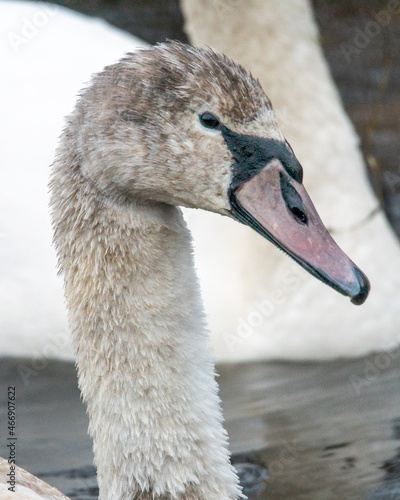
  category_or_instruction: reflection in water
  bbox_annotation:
[367,418,400,499]
[218,353,400,499]
[232,452,269,499]
[1,355,399,499]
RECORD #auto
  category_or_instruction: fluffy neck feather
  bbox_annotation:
[50,143,241,500]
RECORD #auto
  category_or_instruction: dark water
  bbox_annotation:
[1,355,400,499]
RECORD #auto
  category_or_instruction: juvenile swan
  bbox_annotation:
[50,42,369,499]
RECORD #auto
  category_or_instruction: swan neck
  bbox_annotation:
[50,155,241,500]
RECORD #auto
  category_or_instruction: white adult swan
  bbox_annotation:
[0,2,145,359]
[1,1,393,362]
[48,42,368,499]
[181,0,400,360]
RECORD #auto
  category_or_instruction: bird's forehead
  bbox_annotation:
[135,45,272,121]
[185,69,272,125]
[112,44,279,137]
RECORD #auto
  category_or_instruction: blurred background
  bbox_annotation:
[23,0,400,230]
[1,1,400,498]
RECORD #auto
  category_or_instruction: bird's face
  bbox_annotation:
[185,105,370,306]
[77,42,370,305]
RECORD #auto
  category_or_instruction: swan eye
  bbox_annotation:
[199,113,221,130]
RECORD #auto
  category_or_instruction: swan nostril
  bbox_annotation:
[279,173,308,225]
[290,207,308,225]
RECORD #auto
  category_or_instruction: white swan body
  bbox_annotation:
[181,0,400,360]
[0,457,68,499]
[49,42,367,499]
[0,2,145,359]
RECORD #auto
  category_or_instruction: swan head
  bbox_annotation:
[74,41,369,305]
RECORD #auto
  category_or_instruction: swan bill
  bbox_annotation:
[229,158,370,305]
